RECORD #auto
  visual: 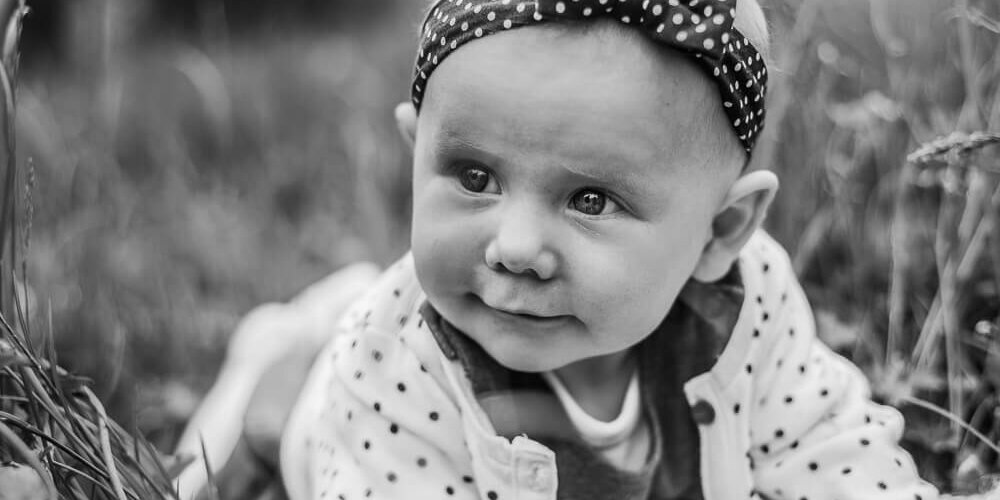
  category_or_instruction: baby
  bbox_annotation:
[278,0,941,498]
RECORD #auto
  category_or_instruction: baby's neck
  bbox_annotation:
[552,350,636,422]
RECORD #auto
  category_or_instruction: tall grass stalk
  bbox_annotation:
[0,1,183,498]
[897,132,1000,487]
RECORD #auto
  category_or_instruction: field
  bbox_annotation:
[3,0,1000,495]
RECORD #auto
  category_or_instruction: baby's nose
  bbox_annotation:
[484,213,556,280]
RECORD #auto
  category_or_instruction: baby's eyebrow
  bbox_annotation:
[559,162,650,198]
[433,127,491,155]
[434,127,656,198]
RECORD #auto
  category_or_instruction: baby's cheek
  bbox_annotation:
[572,271,661,342]
[412,212,483,302]
[413,238,463,301]
[593,260,684,342]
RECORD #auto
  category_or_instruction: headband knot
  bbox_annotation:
[413,0,768,155]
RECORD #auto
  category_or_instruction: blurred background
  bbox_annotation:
[9,0,1000,492]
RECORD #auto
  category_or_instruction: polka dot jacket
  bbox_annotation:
[280,230,940,500]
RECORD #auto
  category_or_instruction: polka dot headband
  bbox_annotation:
[412,0,768,155]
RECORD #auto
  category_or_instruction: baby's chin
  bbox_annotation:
[470,333,578,373]
[493,353,561,373]
[431,296,583,373]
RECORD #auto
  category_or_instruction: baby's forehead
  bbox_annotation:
[428,23,718,107]
[445,20,699,83]
[421,23,733,168]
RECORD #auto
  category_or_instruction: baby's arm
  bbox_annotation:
[750,340,938,500]
[280,323,481,500]
[744,262,938,500]
[175,262,381,499]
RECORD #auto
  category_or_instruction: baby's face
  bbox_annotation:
[410,23,738,372]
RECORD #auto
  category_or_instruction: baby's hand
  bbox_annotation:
[0,462,47,500]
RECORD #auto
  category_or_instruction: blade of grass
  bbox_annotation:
[138,433,182,499]
[199,434,220,500]
[955,0,982,131]
[51,460,121,498]
[84,386,128,500]
[1,3,26,78]
[888,163,917,364]
[899,394,1000,456]
[936,173,966,437]
[0,411,120,486]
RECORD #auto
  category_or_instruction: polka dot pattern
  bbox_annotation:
[281,258,488,500]
[412,0,768,155]
[735,233,939,500]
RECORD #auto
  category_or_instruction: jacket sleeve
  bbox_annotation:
[743,240,939,500]
[281,322,482,500]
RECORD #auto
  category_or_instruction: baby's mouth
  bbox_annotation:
[470,294,571,324]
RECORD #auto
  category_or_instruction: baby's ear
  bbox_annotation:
[691,170,778,282]
[394,102,418,149]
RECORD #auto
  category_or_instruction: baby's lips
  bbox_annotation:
[477,294,562,319]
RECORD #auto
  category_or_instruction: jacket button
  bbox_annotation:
[528,462,552,492]
[691,400,716,425]
[516,460,553,493]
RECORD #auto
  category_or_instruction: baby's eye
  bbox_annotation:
[570,189,622,216]
[457,166,499,194]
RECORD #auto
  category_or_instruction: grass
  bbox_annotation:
[756,0,1000,492]
[17,20,418,450]
[0,1,186,498]
[0,0,998,496]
